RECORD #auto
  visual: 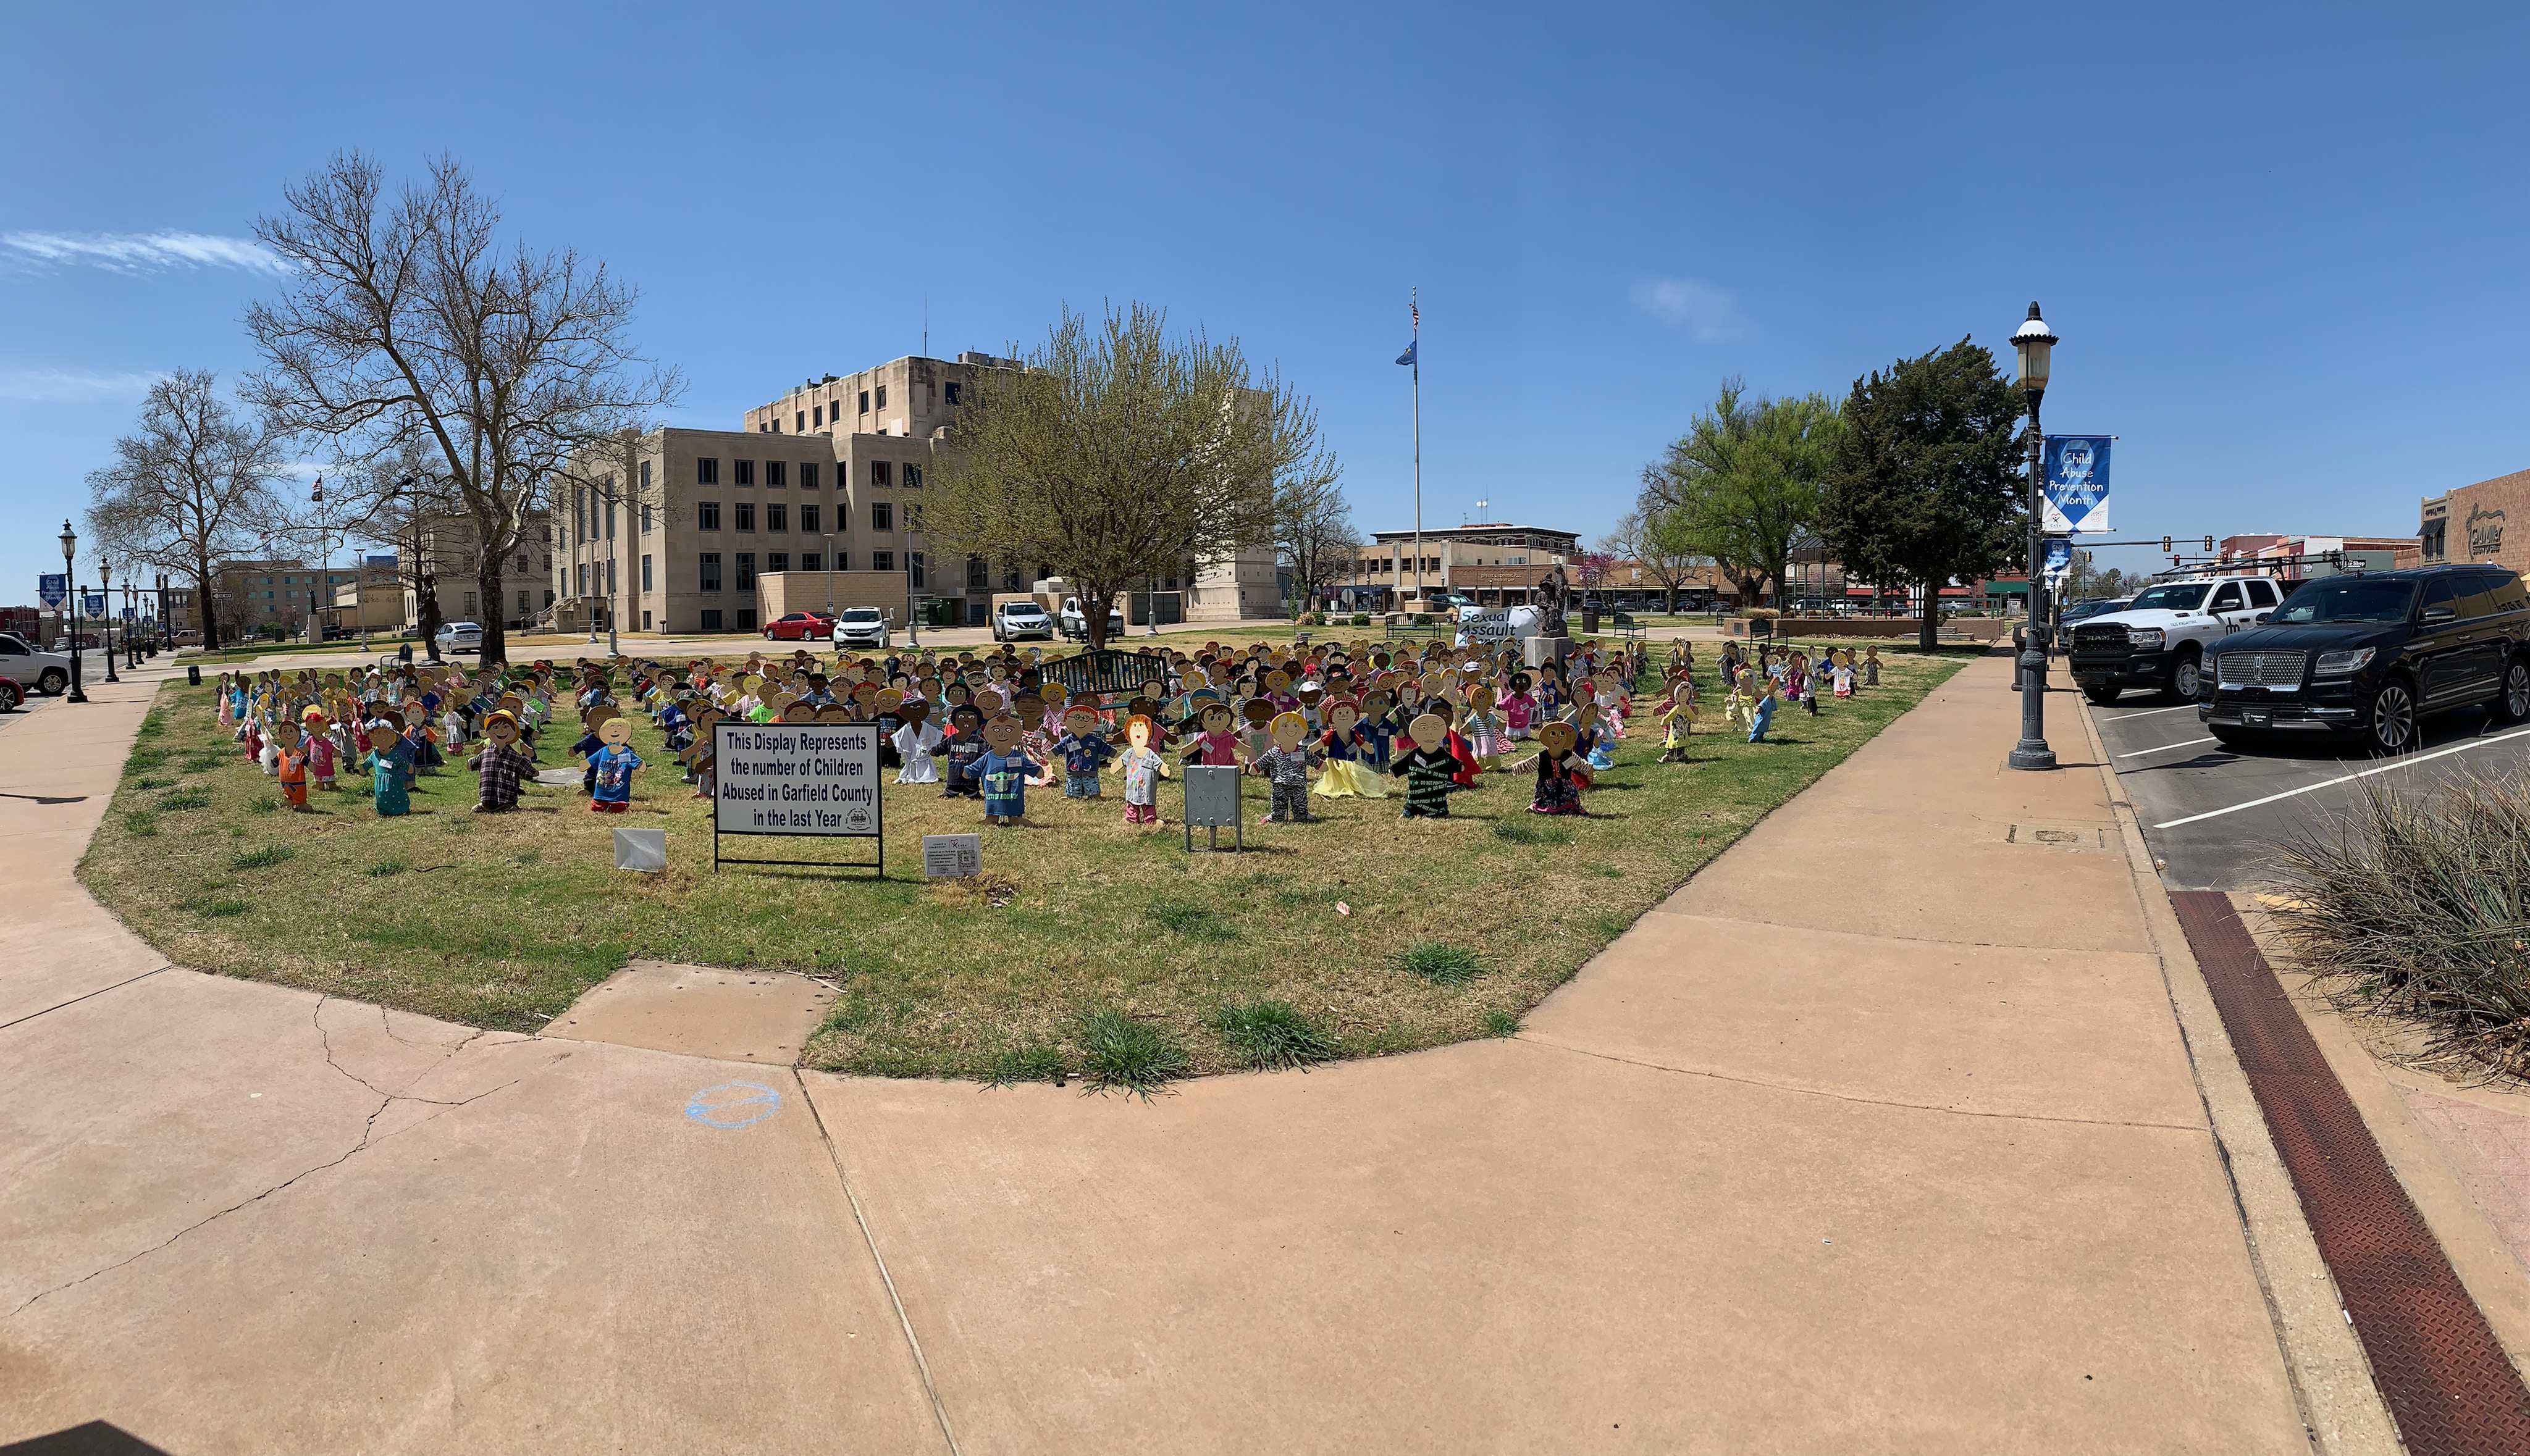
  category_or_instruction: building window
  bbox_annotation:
[768,503,788,532]
[799,504,820,533]
[910,551,926,588]
[946,382,962,406]
[906,504,923,530]
[903,462,923,488]
[795,411,805,432]
[737,607,757,630]
[800,462,818,490]
[859,390,870,414]
[767,552,789,573]
[736,459,755,487]
[518,589,529,615]
[697,458,718,485]
[640,460,651,492]
[701,608,723,630]
[736,553,755,589]
[800,552,823,572]
[812,404,822,427]
[872,550,894,573]
[876,385,887,410]
[641,504,653,533]
[834,551,849,571]
[576,562,588,595]
[870,460,892,488]
[604,486,616,538]
[967,556,988,588]
[642,610,652,630]
[698,501,720,530]
[872,502,893,532]
[767,461,786,487]
[735,502,755,532]
[463,592,478,616]
[641,554,653,592]
[699,553,722,592]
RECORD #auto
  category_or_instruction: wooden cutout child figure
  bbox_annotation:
[274,719,312,813]
[573,707,616,796]
[1747,681,1780,743]
[1389,711,1459,819]
[1518,718,1594,816]
[1054,703,1114,798]
[1460,682,1508,770]
[892,698,943,784]
[1864,645,1881,687]
[1311,697,1387,800]
[939,703,988,799]
[1182,700,1243,768]
[301,706,338,791]
[1118,713,1169,825]
[975,714,1039,826]
[1252,709,1317,823]
[469,709,533,813]
[588,714,641,813]
[362,715,413,817]
[1832,649,1855,700]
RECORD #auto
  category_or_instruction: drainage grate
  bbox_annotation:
[2171,890,2530,1455]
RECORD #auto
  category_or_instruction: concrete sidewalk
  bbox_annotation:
[0,651,2363,1452]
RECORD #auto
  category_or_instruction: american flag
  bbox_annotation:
[1411,298,1418,330]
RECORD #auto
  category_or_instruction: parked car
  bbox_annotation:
[0,632,75,696]
[993,600,1054,643]
[1057,596,1124,641]
[2200,564,2530,752]
[763,610,837,642]
[434,621,484,655]
[831,606,891,650]
[2066,576,2285,703]
[0,674,22,711]
[2053,596,2133,646]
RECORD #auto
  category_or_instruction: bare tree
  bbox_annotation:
[927,303,1331,651]
[1274,471,1359,616]
[244,153,679,664]
[1602,505,1707,614]
[82,370,285,650]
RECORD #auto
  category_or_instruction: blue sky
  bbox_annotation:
[4,1,2526,599]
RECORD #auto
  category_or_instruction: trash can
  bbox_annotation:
[397,642,413,664]
[186,664,201,686]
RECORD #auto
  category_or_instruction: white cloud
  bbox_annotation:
[0,230,290,277]
[0,368,165,403]
[1631,277,1747,341]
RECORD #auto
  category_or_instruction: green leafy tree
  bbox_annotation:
[1641,379,1840,608]
[1817,338,2027,650]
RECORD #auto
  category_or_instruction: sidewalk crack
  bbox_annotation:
[1514,1034,2204,1132]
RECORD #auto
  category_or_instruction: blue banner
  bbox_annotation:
[2041,435,2112,533]
[82,593,106,617]
[37,574,66,608]
[2041,538,2074,582]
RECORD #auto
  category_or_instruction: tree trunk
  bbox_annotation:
[1083,579,1108,653]
[477,556,507,665]
[194,556,221,650]
[416,574,443,663]
[1918,588,1940,652]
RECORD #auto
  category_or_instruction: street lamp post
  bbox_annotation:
[2008,301,2058,772]
[98,552,121,684]
[59,522,85,703]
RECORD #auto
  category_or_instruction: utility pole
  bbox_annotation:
[1410,288,1423,614]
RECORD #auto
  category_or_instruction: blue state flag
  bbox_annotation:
[1395,340,1416,368]
[2041,435,2112,533]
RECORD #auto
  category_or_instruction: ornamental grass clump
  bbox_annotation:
[2274,766,2530,1078]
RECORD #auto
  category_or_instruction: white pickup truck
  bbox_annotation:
[2063,575,2287,704]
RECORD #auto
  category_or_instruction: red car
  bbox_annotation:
[763,611,836,642]
[0,674,21,712]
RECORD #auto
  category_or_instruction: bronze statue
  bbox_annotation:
[1538,565,1570,638]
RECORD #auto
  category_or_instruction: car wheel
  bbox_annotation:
[0,681,20,711]
[2081,684,2120,706]
[2495,655,2530,726]
[2165,648,2202,703]
[2363,676,2418,754]
[38,667,67,695]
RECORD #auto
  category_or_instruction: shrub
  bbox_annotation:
[230,845,296,870]
[2276,768,2530,1077]
[1075,1006,1188,1098]
[1212,998,1339,1071]
[983,1042,1067,1087]
[1398,940,1482,986]
[1349,613,1372,627]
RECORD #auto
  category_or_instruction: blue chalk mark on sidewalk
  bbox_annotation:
[685,1081,782,1128]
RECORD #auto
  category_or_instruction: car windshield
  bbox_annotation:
[2123,584,2211,613]
[2271,577,2419,625]
[841,609,881,622]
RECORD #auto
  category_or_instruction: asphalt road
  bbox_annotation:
[2084,680,2530,891]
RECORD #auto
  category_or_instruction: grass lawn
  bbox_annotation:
[80,646,1971,1084]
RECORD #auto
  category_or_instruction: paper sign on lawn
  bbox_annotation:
[922,834,981,878]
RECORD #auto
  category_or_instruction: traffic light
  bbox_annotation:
[2203,536,2215,551]
[2161,536,2173,553]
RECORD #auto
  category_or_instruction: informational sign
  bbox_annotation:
[365,553,399,568]
[921,833,981,879]
[2041,537,2074,585]
[714,721,878,835]
[1456,608,1513,643]
[36,574,66,608]
[2041,435,2112,533]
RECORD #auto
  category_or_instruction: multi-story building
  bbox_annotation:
[2419,470,2524,574]
[1340,524,1582,609]
[2218,532,2423,581]
[397,511,555,630]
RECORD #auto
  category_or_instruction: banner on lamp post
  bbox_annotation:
[2041,538,2074,586]
[2041,435,2112,533]
[37,574,67,608]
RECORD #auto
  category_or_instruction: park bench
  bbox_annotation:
[1610,613,1647,640]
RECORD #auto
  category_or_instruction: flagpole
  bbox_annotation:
[1411,288,1423,613]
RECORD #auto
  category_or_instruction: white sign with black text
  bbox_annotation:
[713,722,880,836]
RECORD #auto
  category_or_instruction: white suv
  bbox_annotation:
[0,632,74,695]
[993,600,1053,643]
[2065,575,2283,704]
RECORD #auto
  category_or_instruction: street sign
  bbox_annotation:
[36,574,66,608]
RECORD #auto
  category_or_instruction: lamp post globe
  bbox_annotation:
[2007,301,2058,771]
[59,520,86,703]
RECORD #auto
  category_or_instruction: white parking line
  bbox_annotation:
[2116,735,2217,760]
[2151,724,2530,829]
[2099,703,2200,720]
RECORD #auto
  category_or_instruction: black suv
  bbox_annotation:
[2198,564,2530,752]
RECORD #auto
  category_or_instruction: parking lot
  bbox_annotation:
[2085,680,2530,890]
